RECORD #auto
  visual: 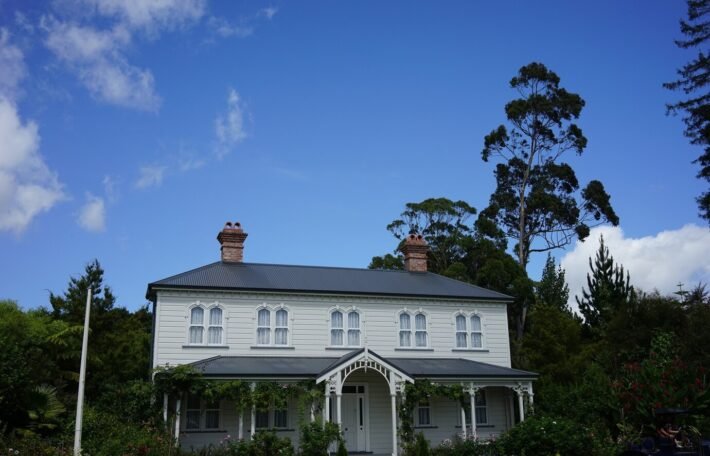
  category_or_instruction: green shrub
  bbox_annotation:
[298,420,342,455]
[432,435,501,456]
[496,415,617,456]
[335,439,348,456]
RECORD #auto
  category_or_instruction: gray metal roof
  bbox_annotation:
[187,355,536,379]
[146,261,512,301]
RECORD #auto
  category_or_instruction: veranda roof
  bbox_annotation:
[185,352,537,380]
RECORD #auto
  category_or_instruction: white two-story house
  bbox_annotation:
[147,222,536,455]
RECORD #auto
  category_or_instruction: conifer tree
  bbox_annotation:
[576,235,634,331]
[536,254,570,313]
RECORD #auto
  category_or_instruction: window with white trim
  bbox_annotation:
[208,308,224,344]
[255,405,289,429]
[475,390,487,425]
[257,308,271,345]
[330,309,361,347]
[471,315,483,348]
[255,307,290,346]
[453,312,484,349]
[189,307,204,344]
[414,313,428,347]
[398,311,428,348]
[188,305,225,345]
[399,312,411,347]
[185,394,221,430]
[455,314,467,348]
[416,399,431,426]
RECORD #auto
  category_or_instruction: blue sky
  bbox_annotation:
[1,0,708,311]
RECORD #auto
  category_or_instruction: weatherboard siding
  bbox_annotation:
[153,290,511,369]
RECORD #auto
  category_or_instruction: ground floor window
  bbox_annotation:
[185,394,221,430]
[416,399,431,426]
[256,405,289,429]
[457,390,488,426]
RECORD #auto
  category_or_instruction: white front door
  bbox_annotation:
[341,385,367,452]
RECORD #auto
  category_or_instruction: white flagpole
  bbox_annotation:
[73,287,92,456]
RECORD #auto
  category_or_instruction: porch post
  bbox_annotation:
[336,393,342,426]
[517,390,525,422]
[469,386,477,439]
[324,393,330,423]
[238,410,244,440]
[460,403,467,439]
[162,393,168,424]
[250,382,256,438]
[310,402,315,422]
[174,394,181,445]
[390,393,397,456]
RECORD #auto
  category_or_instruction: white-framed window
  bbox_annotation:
[257,308,271,345]
[208,308,224,344]
[453,312,485,349]
[475,390,487,425]
[471,315,483,348]
[188,304,225,345]
[415,313,428,347]
[416,399,431,426]
[398,311,429,348]
[455,314,468,348]
[255,405,289,429]
[399,312,411,347]
[189,307,204,344]
[255,306,290,346]
[330,309,361,347]
[185,394,221,430]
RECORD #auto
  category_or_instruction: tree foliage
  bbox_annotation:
[479,62,619,270]
[536,254,570,312]
[576,236,634,332]
[664,0,710,222]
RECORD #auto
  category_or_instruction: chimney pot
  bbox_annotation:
[400,233,428,272]
[217,221,248,262]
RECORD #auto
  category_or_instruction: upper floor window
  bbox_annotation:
[330,309,361,347]
[255,306,290,346]
[188,305,224,345]
[398,311,428,348]
[454,312,484,349]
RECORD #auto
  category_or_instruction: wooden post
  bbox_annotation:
[518,391,525,422]
[238,410,244,440]
[460,404,467,439]
[336,393,342,425]
[174,395,182,445]
[390,393,398,456]
[324,394,330,423]
[250,383,256,438]
[73,288,92,456]
[163,393,168,424]
[469,390,477,439]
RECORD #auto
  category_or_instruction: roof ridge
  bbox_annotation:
[151,261,222,284]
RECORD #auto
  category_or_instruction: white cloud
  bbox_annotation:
[44,20,160,111]
[102,175,118,202]
[0,29,27,101]
[84,0,206,31]
[561,225,710,307]
[0,98,65,234]
[135,165,166,188]
[259,7,279,20]
[77,193,106,232]
[207,16,253,38]
[215,88,247,158]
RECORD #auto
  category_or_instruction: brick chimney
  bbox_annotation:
[400,233,428,272]
[217,221,248,262]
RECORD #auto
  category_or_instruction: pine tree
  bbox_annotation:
[536,254,570,312]
[576,235,634,331]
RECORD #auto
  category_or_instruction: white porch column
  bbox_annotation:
[517,390,525,422]
[469,387,477,439]
[162,393,168,424]
[238,410,244,440]
[336,393,342,426]
[174,394,181,445]
[460,403,467,439]
[390,393,398,456]
[324,394,330,423]
[250,383,256,438]
[310,402,315,422]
